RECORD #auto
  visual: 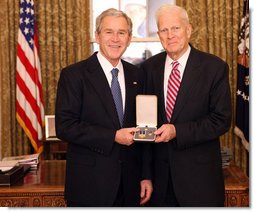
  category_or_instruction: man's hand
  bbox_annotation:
[154,124,176,143]
[140,179,153,205]
[114,128,139,146]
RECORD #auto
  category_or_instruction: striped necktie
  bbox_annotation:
[111,68,124,126]
[166,61,181,123]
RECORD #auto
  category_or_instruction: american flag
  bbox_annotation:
[16,0,44,153]
[234,0,249,151]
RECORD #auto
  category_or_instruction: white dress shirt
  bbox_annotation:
[97,51,126,112]
[163,45,191,108]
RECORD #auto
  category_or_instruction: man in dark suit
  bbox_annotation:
[141,5,231,206]
[55,8,152,207]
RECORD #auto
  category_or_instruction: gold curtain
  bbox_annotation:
[0,0,90,158]
[0,0,248,174]
[176,0,248,173]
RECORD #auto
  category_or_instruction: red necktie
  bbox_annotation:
[166,61,181,123]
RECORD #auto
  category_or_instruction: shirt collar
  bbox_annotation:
[97,51,122,74]
[167,45,191,68]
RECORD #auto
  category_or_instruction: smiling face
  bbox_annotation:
[157,9,192,61]
[95,16,132,66]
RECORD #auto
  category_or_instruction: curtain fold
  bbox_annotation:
[0,0,90,158]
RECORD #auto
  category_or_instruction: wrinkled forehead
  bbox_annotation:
[100,16,128,30]
[157,13,186,28]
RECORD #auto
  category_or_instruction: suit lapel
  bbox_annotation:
[170,47,202,122]
[86,54,120,128]
[122,61,137,127]
[154,53,168,123]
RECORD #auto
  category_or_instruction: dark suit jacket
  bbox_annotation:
[55,52,150,206]
[141,46,232,206]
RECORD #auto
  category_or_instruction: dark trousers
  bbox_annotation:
[113,178,124,206]
[150,168,179,207]
[164,175,179,207]
[66,180,124,207]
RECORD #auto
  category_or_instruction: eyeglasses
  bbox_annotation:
[158,26,181,35]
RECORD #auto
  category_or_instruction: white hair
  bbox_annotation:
[155,4,189,26]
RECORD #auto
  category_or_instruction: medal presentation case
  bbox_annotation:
[134,95,157,142]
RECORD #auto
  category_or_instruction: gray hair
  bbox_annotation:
[95,8,133,34]
[155,4,189,26]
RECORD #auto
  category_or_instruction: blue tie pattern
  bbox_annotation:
[111,68,124,126]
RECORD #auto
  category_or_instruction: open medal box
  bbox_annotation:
[134,95,157,142]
